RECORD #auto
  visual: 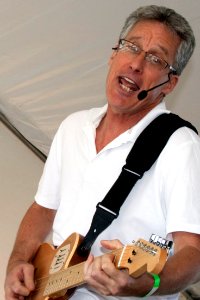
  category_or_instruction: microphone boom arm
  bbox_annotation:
[137,72,173,101]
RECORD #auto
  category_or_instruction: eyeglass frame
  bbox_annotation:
[112,39,177,75]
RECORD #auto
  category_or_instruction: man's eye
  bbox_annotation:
[149,55,162,64]
[129,45,139,53]
[121,44,137,53]
[131,46,138,52]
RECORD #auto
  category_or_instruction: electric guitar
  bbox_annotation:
[27,232,170,299]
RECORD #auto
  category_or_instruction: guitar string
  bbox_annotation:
[31,248,123,293]
[30,249,146,291]
[33,248,120,291]
[32,261,86,292]
[30,248,159,294]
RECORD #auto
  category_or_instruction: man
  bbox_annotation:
[4,5,200,300]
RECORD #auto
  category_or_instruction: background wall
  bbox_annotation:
[0,121,44,298]
[0,0,199,155]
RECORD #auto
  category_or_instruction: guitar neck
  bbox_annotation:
[43,248,124,297]
[42,239,168,298]
[43,261,85,296]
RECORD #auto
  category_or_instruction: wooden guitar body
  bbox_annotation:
[28,233,84,299]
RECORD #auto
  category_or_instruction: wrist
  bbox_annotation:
[143,273,160,297]
[7,257,29,274]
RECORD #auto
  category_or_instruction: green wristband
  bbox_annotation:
[144,273,160,297]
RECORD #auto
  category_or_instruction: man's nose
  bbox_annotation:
[129,52,146,73]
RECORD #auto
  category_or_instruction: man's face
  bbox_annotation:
[106,20,180,116]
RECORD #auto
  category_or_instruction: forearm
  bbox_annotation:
[85,237,200,298]
[157,245,200,295]
[7,201,56,273]
[118,245,200,297]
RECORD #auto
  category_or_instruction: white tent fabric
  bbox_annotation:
[0,0,199,155]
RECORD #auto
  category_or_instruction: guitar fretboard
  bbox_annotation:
[41,242,164,298]
[43,262,85,296]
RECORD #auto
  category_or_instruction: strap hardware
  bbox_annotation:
[123,167,141,177]
[97,203,118,216]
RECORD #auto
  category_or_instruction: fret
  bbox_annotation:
[43,262,85,296]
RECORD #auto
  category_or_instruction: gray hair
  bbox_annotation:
[119,5,196,75]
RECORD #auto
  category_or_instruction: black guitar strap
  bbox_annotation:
[77,113,198,257]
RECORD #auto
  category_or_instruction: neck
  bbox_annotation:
[95,107,147,153]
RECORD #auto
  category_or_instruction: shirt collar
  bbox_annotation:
[84,102,170,151]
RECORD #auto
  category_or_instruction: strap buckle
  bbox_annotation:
[123,166,141,178]
[77,203,118,257]
[97,203,118,217]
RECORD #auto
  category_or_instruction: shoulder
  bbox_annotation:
[158,126,200,171]
[152,112,200,151]
[60,109,90,129]
[59,105,106,132]
[50,106,106,147]
[169,126,200,148]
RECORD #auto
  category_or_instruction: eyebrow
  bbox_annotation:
[128,36,169,57]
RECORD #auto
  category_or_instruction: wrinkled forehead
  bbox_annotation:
[125,20,180,59]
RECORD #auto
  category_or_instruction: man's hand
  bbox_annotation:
[4,202,56,300]
[84,239,153,297]
[4,261,35,300]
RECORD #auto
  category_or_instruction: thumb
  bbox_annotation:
[100,239,123,250]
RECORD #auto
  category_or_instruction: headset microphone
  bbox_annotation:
[137,72,174,101]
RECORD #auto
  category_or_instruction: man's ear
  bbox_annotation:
[162,74,179,96]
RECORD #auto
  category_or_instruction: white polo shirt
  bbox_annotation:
[35,102,200,300]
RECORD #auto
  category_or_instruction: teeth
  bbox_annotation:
[119,76,139,93]
[124,77,135,84]
[121,84,131,92]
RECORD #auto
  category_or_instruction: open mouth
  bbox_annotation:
[119,76,140,93]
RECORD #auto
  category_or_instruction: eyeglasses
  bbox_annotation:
[114,39,177,74]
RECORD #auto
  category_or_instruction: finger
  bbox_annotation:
[11,264,35,297]
[101,239,123,250]
[101,254,119,276]
[84,254,126,296]
[100,257,132,295]
[84,254,94,274]
[89,255,115,284]
[23,264,35,291]
[85,255,108,282]
[85,265,112,295]
[4,288,20,300]
[12,280,31,297]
